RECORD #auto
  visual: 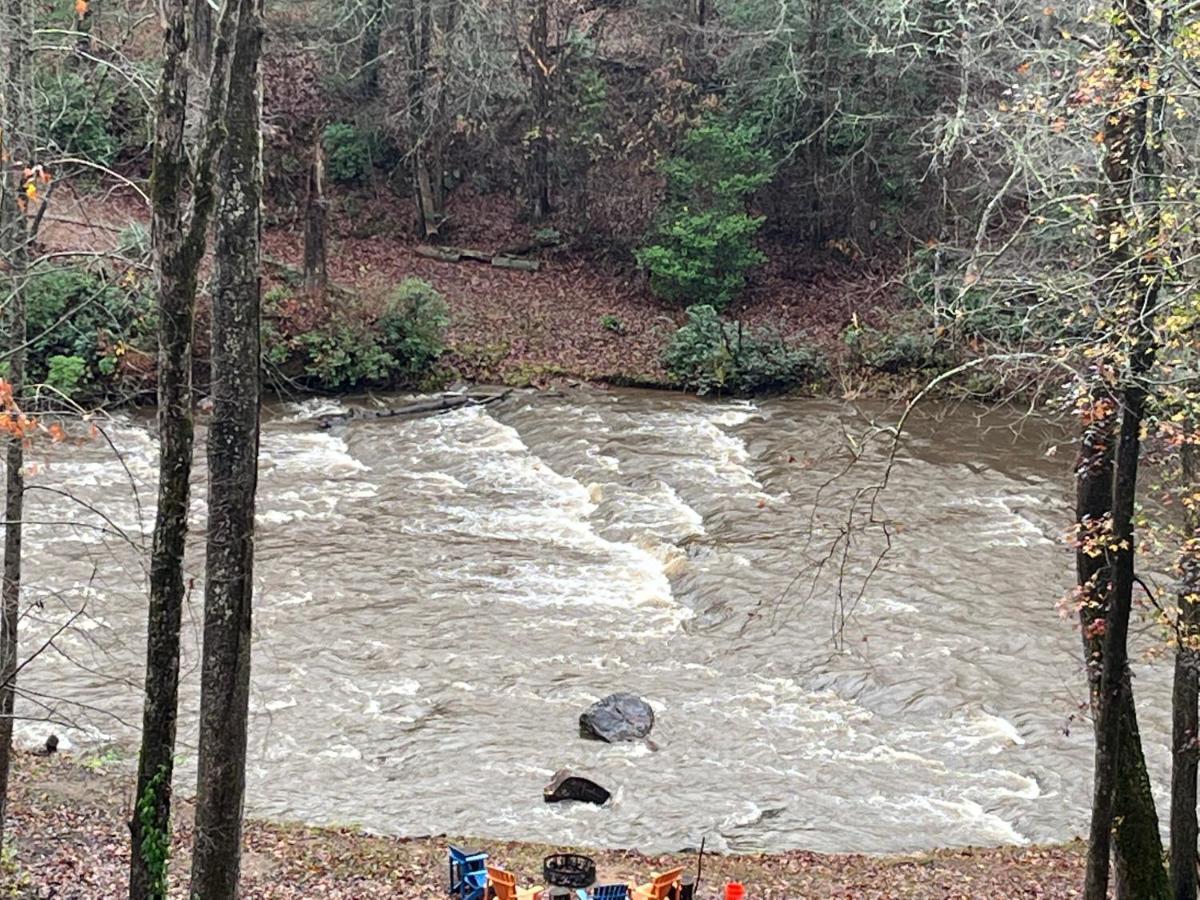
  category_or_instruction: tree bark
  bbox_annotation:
[187,0,263,894]
[1082,5,1163,894]
[1172,441,1200,900]
[303,135,328,296]
[1077,392,1170,900]
[129,1,242,896]
[0,0,31,854]
[525,0,552,223]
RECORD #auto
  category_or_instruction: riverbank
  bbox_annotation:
[5,751,1087,898]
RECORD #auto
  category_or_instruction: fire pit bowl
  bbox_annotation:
[543,853,596,888]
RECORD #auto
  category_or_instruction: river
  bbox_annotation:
[11,388,1169,854]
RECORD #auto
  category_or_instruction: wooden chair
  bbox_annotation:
[485,863,543,900]
[629,867,683,900]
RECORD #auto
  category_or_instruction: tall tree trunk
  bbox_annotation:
[525,0,551,223]
[1172,441,1200,900]
[360,0,385,98]
[405,0,443,239]
[1083,4,1163,895]
[303,135,328,297]
[0,0,31,853]
[188,0,263,894]
[129,1,240,895]
[1077,392,1170,899]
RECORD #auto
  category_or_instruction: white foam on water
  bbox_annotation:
[869,794,1028,846]
[262,432,369,476]
[276,398,351,422]
[402,407,690,625]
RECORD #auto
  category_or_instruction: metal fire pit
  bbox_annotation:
[543,853,596,888]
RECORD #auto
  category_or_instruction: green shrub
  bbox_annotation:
[24,265,153,397]
[637,209,766,307]
[637,121,773,308]
[376,278,450,379]
[300,326,395,388]
[294,279,449,390]
[36,67,149,166]
[46,355,88,397]
[322,122,372,183]
[600,313,624,334]
[663,304,825,394]
[843,319,951,373]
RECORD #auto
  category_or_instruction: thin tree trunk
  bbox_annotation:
[1172,441,1200,900]
[0,0,31,853]
[1082,1,1163,894]
[303,135,328,296]
[360,0,385,98]
[525,0,551,223]
[188,0,263,893]
[1077,392,1170,899]
[129,1,241,895]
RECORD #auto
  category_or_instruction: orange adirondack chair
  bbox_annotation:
[485,864,543,900]
[630,866,684,900]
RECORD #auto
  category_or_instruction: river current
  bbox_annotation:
[11,389,1168,853]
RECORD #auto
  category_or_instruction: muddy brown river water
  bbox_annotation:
[10,389,1172,853]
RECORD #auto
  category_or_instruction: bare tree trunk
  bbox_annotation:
[1172,441,1200,900]
[188,0,263,893]
[1077,392,1170,900]
[303,135,328,296]
[525,0,551,223]
[360,0,386,98]
[129,1,241,895]
[1083,5,1163,894]
[0,0,31,853]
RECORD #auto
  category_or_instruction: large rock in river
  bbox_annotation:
[579,692,654,743]
[543,769,611,805]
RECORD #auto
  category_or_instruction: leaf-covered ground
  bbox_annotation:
[6,751,1092,899]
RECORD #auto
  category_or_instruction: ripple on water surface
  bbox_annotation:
[12,391,1125,853]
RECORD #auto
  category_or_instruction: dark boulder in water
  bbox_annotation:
[543,769,611,805]
[579,692,654,743]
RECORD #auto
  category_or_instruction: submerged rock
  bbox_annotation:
[543,769,611,805]
[579,692,654,743]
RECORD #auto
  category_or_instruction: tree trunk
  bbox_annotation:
[129,1,242,895]
[1077,392,1170,900]
[525,0,552,223]
[1172,441,1200,900]
[303,135,328,296]
[359,0,385,98]
[0,0,31,854]
[187,0,263,893]
[1082,1,1164,895]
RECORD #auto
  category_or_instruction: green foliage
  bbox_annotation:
[35,66,150,167]
[663,304,825,394]
[37,70,117,165]
[24,265,154,398]
[600,314,624,334]
[45,355,88,397]
[637,210,767,308]
[637,122,773,308]
[322,122,372,183]
[376,278,450,379]
[300,326,395,388]
[843,318,950,373]
[136,764,171,898]
[295,279,449,389]
[659,123,774,211]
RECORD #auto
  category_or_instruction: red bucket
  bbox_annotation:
[725,884,746,900]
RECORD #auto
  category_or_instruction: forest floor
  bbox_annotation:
[5,750,1090,899]
[41,187,912,393]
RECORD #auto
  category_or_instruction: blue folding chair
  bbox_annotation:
[448,845,489,900]
[593,885,629,900]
